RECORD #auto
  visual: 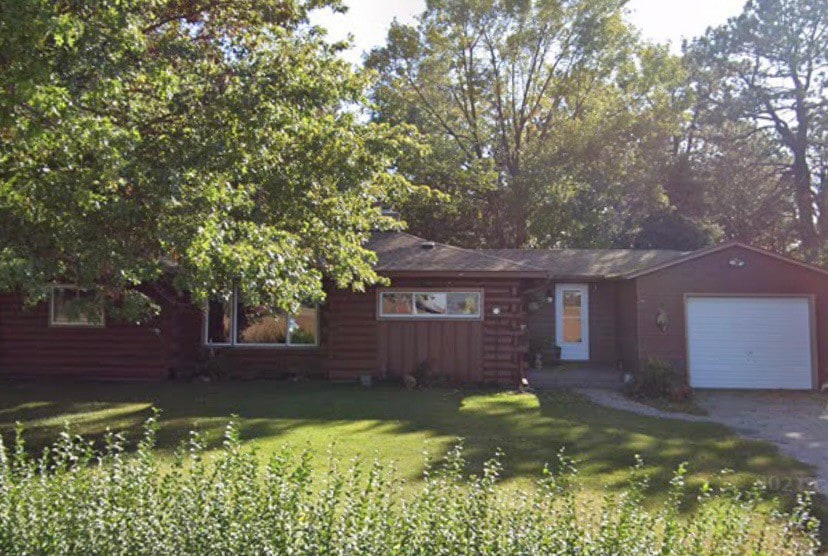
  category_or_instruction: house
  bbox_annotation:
[0,231,826,390]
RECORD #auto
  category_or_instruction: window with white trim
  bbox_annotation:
[205,293,318,347]
[49,287,105,327]
[378,290,482,319]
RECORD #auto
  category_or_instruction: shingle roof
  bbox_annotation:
[483,249,690,278]
[364,231,690,277]
[365,232,543,274]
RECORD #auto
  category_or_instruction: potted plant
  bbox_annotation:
[528,339,545,370]
[550,342,562,362]
[529,339,561,369]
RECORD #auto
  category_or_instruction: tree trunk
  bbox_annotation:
[792,149,819,259]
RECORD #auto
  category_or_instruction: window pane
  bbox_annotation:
[206,299,233,343]
[562,317,582,342]
[51,288,104,326]
[289,305,318,345]
[447,292,480,316]
[561,290,583,342]
[414,292,447,315]
[562,291,581,317]
[381,292,413,315]
[236,304,287,344]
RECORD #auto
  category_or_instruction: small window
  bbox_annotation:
[447,292,480,316]
[49,287,105,327]
[381,292,414,315]
[204,292,319,347]
[415,292,447,315]
[379,290,482,319]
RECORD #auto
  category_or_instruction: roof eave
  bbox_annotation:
[622,241,828,279]
[379,269,547,279]
[546,274,614,281]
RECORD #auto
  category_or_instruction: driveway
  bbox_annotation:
[696,391,828,493]
[577,388,828,493]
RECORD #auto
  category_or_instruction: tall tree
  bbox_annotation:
[687,0,828,260]
[0,0,419,315]
[693,121,797,251]
[367,0,688,248]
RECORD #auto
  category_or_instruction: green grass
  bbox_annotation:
[0,379,816,497]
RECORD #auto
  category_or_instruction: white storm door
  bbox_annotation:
[555,284,589,361]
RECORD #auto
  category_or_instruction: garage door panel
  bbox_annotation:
[687,297,813,390]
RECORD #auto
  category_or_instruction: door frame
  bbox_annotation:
[555,283,590,361]
[683,293,817,390]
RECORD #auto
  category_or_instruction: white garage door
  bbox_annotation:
[686,296,814,390]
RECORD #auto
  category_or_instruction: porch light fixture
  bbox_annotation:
[492,307,501,315]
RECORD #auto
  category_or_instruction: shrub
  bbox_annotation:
[0,417,820,555]
[411,358,449,387]
[627,358,684,400]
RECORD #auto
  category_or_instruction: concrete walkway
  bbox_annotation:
[527,364,623,390]
[575,387,712,422]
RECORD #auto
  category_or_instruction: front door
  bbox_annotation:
[555,284,589,361]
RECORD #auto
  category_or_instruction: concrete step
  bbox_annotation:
[527,366,623,390]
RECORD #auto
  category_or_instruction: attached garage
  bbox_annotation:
[685,296,815,390]
[625,242,828,391]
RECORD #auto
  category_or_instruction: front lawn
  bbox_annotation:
[0,379,815,497]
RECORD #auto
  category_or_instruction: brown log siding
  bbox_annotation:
[324,277,526,385]
[0,293,171,380]
[185,275,527,386]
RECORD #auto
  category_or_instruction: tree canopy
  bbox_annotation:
[683,0,828,259]
[366,0,689,249]
[2,0,826,312]
[0,0,420,315]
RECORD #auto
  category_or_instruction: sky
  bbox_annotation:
[309,0,748,65]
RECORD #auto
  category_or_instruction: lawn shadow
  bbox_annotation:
[0,379,819,517]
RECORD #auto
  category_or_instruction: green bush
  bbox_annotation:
[0,416,820,555]
[627,358,687,400]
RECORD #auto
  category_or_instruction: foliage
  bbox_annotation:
[289,327,317,345]
[366,0,689,248]
[633,210,719,251]
[0,417,820,555]
[626,358,689,401]
[0,0,423,318]
[686,0,828,261]
[671,117,799,252]
[411,358,450,387]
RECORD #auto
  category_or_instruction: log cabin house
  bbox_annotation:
[1,231,827,390]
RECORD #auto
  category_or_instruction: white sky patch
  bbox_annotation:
[309,0,747,65]
[625,0,746,51]
[310,0,425,65]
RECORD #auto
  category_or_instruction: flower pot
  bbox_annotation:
[551,346,562,362]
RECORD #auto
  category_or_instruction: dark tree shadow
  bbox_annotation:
[0,378,823,531]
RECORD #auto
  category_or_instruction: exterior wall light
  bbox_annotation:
[728,257,746,268]
[492,307,501,315]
